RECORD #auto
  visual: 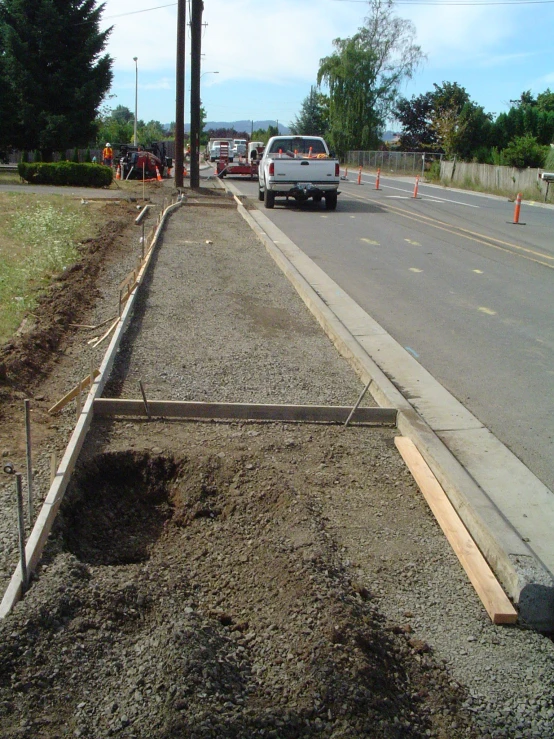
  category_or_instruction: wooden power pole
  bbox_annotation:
[189,0,203,189]
[174,0,186,189]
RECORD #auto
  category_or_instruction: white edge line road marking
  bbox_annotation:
[359,176,480,208]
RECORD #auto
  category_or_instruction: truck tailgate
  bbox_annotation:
[272,159,336,182]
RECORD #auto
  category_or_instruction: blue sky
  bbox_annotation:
[100,0,554,130]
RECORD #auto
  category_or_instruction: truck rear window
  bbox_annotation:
[269,139,326,155]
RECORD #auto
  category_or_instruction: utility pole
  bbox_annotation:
[174,0,186,188]
[190,0,203,189]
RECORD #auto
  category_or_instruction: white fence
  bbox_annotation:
[440,160,552,202]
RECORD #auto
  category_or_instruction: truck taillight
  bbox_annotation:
[335,163,340,177]
[269,162,274,175]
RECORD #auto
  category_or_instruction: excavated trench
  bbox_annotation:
[56,451,180,566]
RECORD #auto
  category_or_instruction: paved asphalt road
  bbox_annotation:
[226,172,554,494]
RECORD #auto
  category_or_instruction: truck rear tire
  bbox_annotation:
[264,188,275,209]
[325,192,338,210]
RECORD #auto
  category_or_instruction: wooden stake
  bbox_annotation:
[91,318,119,349]
[15,474,27,592]
[50,451,57,487]
[394,436,518,625]
[48,370,100,414]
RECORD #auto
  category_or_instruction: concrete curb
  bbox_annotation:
[0,199,184,619]
[227,185,554,631]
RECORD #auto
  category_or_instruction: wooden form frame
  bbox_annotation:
[395,436,518,625]
[93,398,397,425]
[0,198,184,620]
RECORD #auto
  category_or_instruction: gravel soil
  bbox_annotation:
[0,184,553,738]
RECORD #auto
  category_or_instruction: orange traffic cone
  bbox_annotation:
[115,164,121,180]
[184,166,188,177]
[155,165,163,182]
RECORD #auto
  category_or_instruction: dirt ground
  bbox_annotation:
[0,182,552,739]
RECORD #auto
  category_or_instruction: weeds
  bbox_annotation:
[0,198,92,342]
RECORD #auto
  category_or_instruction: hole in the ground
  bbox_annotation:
[58,451,179,566]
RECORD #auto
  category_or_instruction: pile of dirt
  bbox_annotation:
[0,427,476,739]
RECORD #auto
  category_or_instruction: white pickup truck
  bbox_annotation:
[258,136,340,210]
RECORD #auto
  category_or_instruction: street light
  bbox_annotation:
[200,70,219,80]
[133,57,138,146]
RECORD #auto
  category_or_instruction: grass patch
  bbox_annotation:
[0,193,98,343]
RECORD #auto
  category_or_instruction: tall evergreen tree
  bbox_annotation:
[290,87,329,137]
[0,0,113,160]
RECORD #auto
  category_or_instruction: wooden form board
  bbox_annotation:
[395,436,517,625]
[0,200,184,620]
[93,399,397,425]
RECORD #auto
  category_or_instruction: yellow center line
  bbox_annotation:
[478,307,497,315]
[348,191,554,270]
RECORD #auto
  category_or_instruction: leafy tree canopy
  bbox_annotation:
[0,0,113,160]
[317,0,424,157]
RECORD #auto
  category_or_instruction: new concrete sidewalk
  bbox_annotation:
[225,183,554,632]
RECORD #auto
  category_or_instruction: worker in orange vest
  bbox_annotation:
[102,142,113,167]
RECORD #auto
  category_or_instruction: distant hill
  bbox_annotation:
[182,121,291,135]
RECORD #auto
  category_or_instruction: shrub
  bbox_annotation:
[84,148,92,163]
[72,147,80,163]
[501,136,548,169]
[17,161,113,187]
[427,160,441,181]
[33,150,42,163]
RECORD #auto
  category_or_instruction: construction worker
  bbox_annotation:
[102,142,113,167]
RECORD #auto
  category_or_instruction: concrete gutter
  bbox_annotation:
[227,185,554,631]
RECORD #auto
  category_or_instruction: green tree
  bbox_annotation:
[502,135,547,168]
[317,0,424,158]
[291,86,329,137]
[96,106,134,146]
[138,120,166,146]
[0,0,113,160]
[395,82,492,159]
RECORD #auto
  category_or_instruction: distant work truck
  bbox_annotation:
[257,136,340,210]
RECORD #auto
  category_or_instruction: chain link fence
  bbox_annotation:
[345,150,443,176]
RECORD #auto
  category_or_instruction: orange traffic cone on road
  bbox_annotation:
[357,166,362,185]
[115,164,121,180]
[513,192,522,224]
[412,175,420,199]
[155,166,163,182]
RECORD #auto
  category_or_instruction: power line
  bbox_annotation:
[101,0,554,20]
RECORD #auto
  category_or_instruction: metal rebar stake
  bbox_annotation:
[24,400,33,526]
[15,473,28,592]
[344,379,372,427]
[139,379,151,420]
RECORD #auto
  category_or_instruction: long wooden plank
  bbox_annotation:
[394,436,517,625]
[93,399,397,425]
